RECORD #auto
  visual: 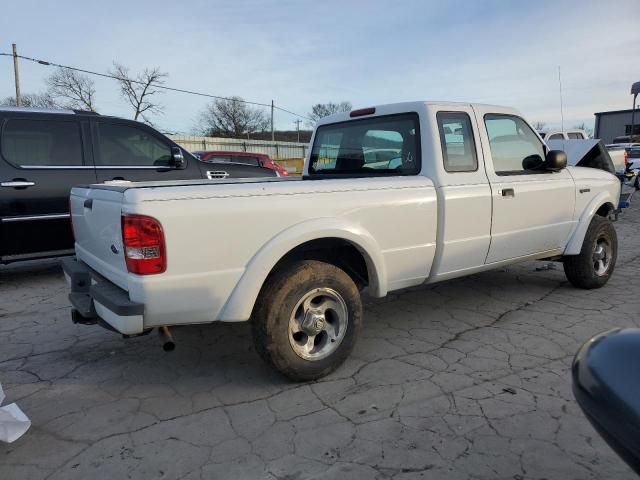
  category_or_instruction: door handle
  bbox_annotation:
[84,198,93,210]
[1,180,35,188]
[501,188,515,197]
[206,170,230,179]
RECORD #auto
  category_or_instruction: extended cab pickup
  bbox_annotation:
[63,101,621,380]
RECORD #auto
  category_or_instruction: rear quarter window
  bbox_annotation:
[309,113,420,176]
[436,112,478,172]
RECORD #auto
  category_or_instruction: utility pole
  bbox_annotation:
[631,81,640,142]
[12,44,21,107]
[271,100,275,142]
[558,66,564,133]
[294,119,301,142]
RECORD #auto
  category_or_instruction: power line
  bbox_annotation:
[0,52,313,121]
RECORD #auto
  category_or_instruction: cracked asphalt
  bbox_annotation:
[2,206,640,480]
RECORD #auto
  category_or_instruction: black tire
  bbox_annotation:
[563,215,617,289]
[252,260,362,381]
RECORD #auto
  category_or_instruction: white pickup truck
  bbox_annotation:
[63,101,621,380]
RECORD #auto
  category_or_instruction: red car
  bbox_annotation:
[194,151,289,176]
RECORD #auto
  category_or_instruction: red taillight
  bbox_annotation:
[121,214,166,275]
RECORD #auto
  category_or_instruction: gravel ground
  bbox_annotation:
[1,205,639,480]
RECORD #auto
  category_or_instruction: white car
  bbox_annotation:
[539,129,589,141]
[64,101,621,380]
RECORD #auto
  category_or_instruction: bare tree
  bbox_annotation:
[110,63,167,122]
[532,121,546,131]
[307,101,352,125]
[46,68,96,111]
[0,92,57,108]
[198,97,269,138]
[573,122,593,138]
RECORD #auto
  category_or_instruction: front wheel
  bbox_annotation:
[252,260,363,381]
[563,215,617,289]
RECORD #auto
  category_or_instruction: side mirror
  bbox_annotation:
[171,147,185,169]
[573,328,640,474]
[544,150,567,172]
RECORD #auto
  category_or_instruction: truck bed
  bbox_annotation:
[70,175,438,326]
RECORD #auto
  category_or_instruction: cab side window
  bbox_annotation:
[1,118,83,167]
[548,133,564,140]
[437,112,478,172]
[95,123,172,167]
[484,114,546,175]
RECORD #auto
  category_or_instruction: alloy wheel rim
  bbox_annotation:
[288,288,349,361]
[593,237,612,276]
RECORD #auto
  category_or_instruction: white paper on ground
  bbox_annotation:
[0,382,31,443]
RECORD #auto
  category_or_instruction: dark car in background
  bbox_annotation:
[194,151,289,176]
[0,107,276,264]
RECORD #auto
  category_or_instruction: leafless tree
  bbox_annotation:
[198,97,270,138]
[532,121,546,131]
[0,92,57,108]
[110,63,167,122]
[573,122,593,138]
[46,68,96,111]
[307,101,352,126]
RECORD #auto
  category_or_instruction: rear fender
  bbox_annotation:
[218,218,387,321]
[565,192,615,255]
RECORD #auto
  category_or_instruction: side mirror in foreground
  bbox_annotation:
[572,328,640,474]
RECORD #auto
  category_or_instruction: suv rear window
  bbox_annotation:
[309,113,420,175]
[1,118,83,167]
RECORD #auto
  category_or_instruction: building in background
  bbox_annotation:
[594,109,640,143]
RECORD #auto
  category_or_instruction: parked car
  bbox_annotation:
[610,135,640,144]
[605,143,640,175]
[538,129,589,140]
[194,151,289,176]
[64,101,621,381]
[0,107,276,264]
[546,139,618,175]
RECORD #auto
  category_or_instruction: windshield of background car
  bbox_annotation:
[309,113,420,175]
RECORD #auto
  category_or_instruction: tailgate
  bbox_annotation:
[70,186,129,290]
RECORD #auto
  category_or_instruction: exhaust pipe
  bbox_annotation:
[158,326,175,352]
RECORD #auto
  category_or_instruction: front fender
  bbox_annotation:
[218,217,387,321]
[565,191,615,255]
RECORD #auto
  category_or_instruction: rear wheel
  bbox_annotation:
[252,260,362,381]
[563,215,617,289]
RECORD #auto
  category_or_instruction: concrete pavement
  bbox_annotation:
[1,206,639,479]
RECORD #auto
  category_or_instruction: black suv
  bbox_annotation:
[0,107,276,263]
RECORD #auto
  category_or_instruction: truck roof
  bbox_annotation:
[316,100,516,126]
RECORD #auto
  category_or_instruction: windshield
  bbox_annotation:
[309,113,420,175]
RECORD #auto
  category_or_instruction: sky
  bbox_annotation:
[1,0,638,135]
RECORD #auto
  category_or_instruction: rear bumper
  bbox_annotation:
[62,257,145,335]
